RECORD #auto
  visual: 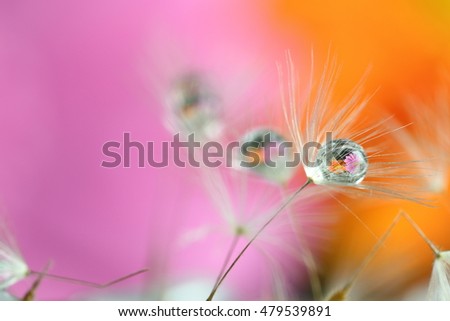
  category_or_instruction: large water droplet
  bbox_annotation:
[306,139,368,185]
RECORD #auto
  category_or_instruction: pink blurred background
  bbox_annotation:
[0,1,305,299]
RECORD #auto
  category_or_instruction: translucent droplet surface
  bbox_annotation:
[167,73,222,138]
[237,128,296,184]
[306,139,368,185]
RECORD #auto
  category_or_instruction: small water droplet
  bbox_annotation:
[237,128,296,184]
[167,73,222,138]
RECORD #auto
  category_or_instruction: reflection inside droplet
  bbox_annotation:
[307,139,368,185]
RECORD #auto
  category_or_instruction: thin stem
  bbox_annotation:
[342,212,402,297]
[303,248,323,300]
[283,189,323,300]
[22,262,52,301]
[212,233,241,291]
[401,211,440,256]
[206,178,312,301]
[29,268,149,289]
[329,211,441,300]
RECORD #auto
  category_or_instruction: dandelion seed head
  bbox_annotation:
[428,250,450,301]
[0,218,29,291]
[307,139,368,185]
[187,164,328,299]
[397,85,450,194]
[0,240,29,290]
[278,51,427,203]
[237,128,296,184]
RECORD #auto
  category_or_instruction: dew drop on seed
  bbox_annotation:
[308,139,368,185]
[237,128,296,184]
[167,73,222,138]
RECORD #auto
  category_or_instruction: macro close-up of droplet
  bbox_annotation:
[306,139,368,185]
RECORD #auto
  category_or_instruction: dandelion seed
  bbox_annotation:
[399,212,450,301]
[0,249,28,291]
[396,84,450,194]
[0,212,149,300]
[428,251,450,300]
[207,49,412,300]
[277,50,427,203]
[193,159,329,300]
[0,222,29,291]
[385,212,450,301]
[207,49,430,300]
[205,176,313,301]
[234,127,328,299]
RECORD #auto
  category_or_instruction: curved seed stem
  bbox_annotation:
[401,211,440,256]
[29,269,149,289]
[342,212,402,297]
[206,178,312,301]
[212,233,240,291]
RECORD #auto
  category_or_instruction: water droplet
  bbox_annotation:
[237,128,296,184]
[306,139,368,185]
[167,73,222,138]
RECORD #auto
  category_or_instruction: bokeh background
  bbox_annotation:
[0,0,449,300]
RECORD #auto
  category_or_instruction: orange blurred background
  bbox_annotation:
[266,0,450,299]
